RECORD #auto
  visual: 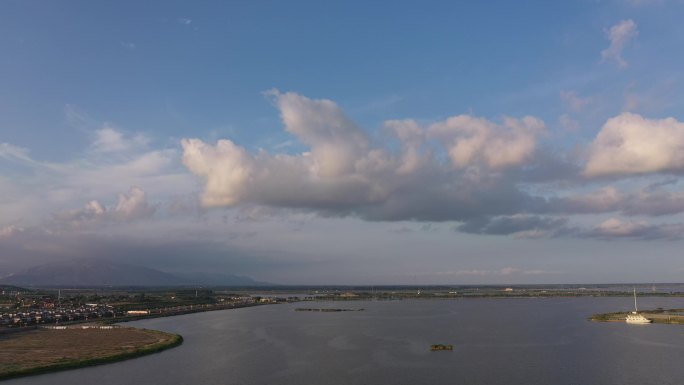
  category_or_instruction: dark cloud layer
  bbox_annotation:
[0,229,263,277]
[457,215,570,237]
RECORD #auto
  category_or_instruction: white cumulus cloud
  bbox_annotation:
[428,115,545,170]
[53,187,154,225]
[114,186,154,220]
[181,91,546,221]
[585,113,684,177]
[181,138,253,207]
[92,126,149,153]
[601,19,638,68]
[269,90,372,177]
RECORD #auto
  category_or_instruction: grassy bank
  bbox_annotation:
[0,328,182,381]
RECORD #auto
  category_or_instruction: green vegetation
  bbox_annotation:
[589,312,627,322]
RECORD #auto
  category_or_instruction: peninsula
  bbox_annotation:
[590,308,684,324]
[0,326,182,380]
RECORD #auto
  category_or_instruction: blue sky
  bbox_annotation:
[2,0,684,284]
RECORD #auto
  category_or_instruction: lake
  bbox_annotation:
[5,297,684,385]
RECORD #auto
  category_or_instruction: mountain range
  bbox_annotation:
[0,258,266,287]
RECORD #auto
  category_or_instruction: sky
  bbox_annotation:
[2,0,684,284]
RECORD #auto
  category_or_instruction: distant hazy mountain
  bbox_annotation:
[172,271,265,286]
[0,284,27,292]
[0,258,264,287]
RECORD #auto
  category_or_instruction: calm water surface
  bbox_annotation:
[6,297,684,385]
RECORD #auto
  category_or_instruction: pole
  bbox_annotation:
[634,288,638,312]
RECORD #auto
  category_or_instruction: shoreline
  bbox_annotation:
[590,308,684,325]
[0,302,267,381]
[108,302,262,325]
[0,328,182,381]
[3,299,684,381]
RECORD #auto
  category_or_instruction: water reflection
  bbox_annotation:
[5,297,684,385]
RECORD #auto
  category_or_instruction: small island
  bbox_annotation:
[431,344,453,351]
[0,326,182,380]
[590,308,684,324]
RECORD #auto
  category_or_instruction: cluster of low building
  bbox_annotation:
[0,291,311,329]
[0,304,117,328]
